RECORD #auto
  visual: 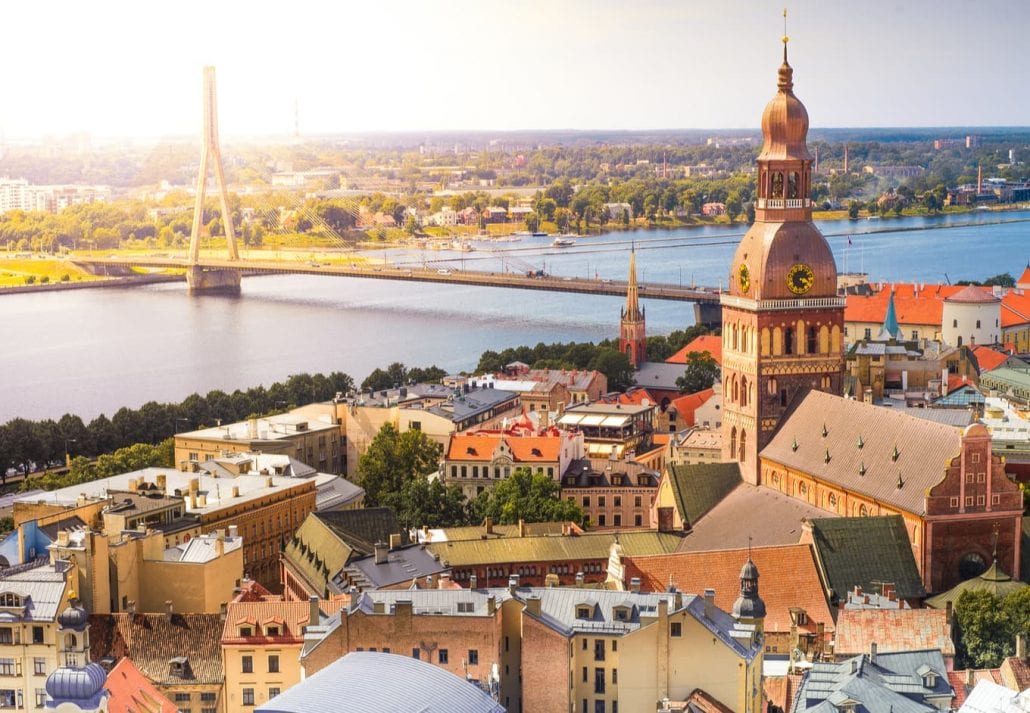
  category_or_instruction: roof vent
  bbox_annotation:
[892,445,900,462]
[856,435,864,449]
[821,423,828,438]
[858,462,866,476]
[791,438,799,452]
[824,449,831,464]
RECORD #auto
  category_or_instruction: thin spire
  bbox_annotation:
[624,247,642,321]
[877,287,902,341]
[782,8,789,63]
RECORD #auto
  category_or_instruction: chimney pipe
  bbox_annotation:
[165,601,173,620]
[508,574,519,595]
[309,595,320,628]
[484,517,493,535]
[703,588,716,620]
[575,571,584,586]
[373,541,388,565]
[870,641,877,663]
[469,574,478,590]
[630,577,641,593]
[388,533,402,550]
[1017,633,1027,659]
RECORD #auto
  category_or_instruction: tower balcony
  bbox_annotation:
[756,198,810,209]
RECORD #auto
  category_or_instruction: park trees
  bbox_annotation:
[470,468,584,525]
[954,587,1030,668]
[675,351,720,394]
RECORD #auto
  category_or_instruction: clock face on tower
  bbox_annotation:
[738,263,750,293]
[786,263,815,295]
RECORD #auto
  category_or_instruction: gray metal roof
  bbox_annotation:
[425,388,519,424]
[258,651,506,713]
[312,474,364,511]
[341,545,448,590]
[0,562,68,622]
[634,361,692,390]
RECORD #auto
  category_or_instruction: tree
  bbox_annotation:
[725,192,743,223]
[588,349,635,392]
[983,272,1015,288]
[847,201,861,220]
[357,423,442,508]
[471,468,584,525]
[954,588,1030,668]
[398,477,470,528]
[675,351,720,394]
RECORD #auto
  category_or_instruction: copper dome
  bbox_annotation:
[729,221,837,301]
[758,57,813,162]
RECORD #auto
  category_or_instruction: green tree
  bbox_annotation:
[471,468,583,525]
[588,349,635,392]
[725,192,743,223]
[847,201,861,220]
[675,351,720,394]
[357,423,442,508]
[954,589,1021,668]
[983,272,1015,288]
[398,477,469,528]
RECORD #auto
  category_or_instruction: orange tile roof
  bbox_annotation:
[847,282,1030,330]
[834,608,955,657]
[622,544,834,635]
[947,374,973,394]
[106,657,178,713]
[970,345,1010,373]
[221,600,346,642]
[601,387,659,406]
[1001,291,1030,328]
[667,335,723,365]
[669,388,715,428]
[446,433,562,462]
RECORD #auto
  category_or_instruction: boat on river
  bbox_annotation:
[552,236,576,247]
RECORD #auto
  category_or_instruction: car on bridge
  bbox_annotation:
[437,269,451,275]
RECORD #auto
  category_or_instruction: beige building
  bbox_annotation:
[668,428,723,466]
[0,561,73,712]
[221,597,345,713]
[175,408,343,475]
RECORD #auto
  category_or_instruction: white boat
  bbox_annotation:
[451,240,475,252]
[552,236,576,247]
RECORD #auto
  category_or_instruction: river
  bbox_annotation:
[2,210,1028,422]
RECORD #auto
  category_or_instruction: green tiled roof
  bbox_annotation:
[925,560,1027,608]
[425,531,684,567]
[808,515,926,603]
[666,462,741,528]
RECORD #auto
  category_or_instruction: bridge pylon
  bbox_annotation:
[187,66,241,293]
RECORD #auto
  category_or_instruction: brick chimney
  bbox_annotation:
[703,588,716,619]
[656,507,675,533]
[309,595,320,628]
[374,541,388,565]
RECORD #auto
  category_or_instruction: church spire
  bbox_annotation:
[876,288,903,341]
[618,247,646,367]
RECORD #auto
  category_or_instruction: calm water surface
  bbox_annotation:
[2,210,1028,421]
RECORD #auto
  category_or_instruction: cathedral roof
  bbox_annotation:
[758,47,813,162]
[728,221,838,300]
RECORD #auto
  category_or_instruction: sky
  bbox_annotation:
[2,0,1027,139]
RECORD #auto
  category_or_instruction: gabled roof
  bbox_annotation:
[667,335,723,366]
[762,391,961,516]
[805,516,927,602]
[257,651,506,713]
[89,613,224,686]
[835,608,955,657]
[312,508,407,556]
[664,462,741,528]
[622,544,835,635]
[425,531,683,567]
[445,433,562,462]
[947,670,1002,710]
[970,345,1011,373]
[221,600,346,642]
[105,657,178,713]
[669,388,716,428]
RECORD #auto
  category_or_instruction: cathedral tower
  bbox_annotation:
[619,249,647,367]
[720,36,846,483]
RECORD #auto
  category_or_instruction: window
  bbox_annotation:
[634,515,642,526]
[468,650,479,665]
[241,655,253,673]
[612,669,618,685]
[265,626,279,636]
[911,330,918,340]
[582,666,588,682]
[412,648,420,660]
[36,689,47,708]
[175,693,192,702]
[594,667,606,694]
[598,515,606,527]
[634,495,641,508]
[33,658,46,675]
[583,496,591,508]
[0,629,10,645]
[0,659,15,676]
[32,627,43,644]
[201,693,216,702]
[202,709,217,713]
[410,421,421,431]
[976,320,981,328]
[594,640,605,661]
[613,496,621,507]
[863,328,872,340]
[965,496,974,506]
[670,622,682,637]
[582,639,588,651]
[268,688,280,700]
[438,649,449,664]
[242,688,255,706]
[239,626,252,637]
[595,700,606,713]
[268,655,279,673]
[598,496,606,508]
[953,319,958,328]
[613,515,622,527]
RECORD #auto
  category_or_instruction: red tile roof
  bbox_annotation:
[669,389,715,428]
[623,544,834,635]
[970,345,1010,373]
[221,600,345,642]
[764,674,804,713]
[834,608,955,657]
[667,335,723,366]
[600,387,660,406]
[948,669,1002,708]
[106,657,178,713]
[446,433,561,462]
[846,282,1030,330]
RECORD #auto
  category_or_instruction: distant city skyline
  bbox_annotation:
[3,0,1028,139]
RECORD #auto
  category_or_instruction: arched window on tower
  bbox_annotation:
[732,323,739,351]
[784,328,795,355]
[741,376,749,407]
[771,172,784,198]
[807,327,818,354]
[732,376,739,404]
[788,172,799,199]
[738,430,747,462]
[730,427,737,458]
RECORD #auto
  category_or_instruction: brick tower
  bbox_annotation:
[619,249,647,367]
[720,37,846,484]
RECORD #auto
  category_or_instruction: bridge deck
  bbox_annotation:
[73,257,723,304]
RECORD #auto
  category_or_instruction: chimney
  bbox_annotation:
[965,668,975,686]
[395,599,412,618]
[575,572,584,586]
[656,507,674,533]
[215,536,224,558]
[189,491,197,509]
[228,525,238,539]
[869,642,877,663]
[486,595,495,615]
[165,601,174,620]
[630,577,641,593]
[703,588,716,620]
[156,474,167,491]
[882,583,896,602]
[518,519,526,537]
[373,541,388,565]
[127,478,139,493]
[127,600,136,615]
[526,596,541,615]
[249,418,258,439]
[232,486,240,498]
[508,575,520,595]
[197,494,207,507]
[484,517,494,535]
[1017,633,1027,659]
[219,602,227,620]
[469,574,478,590]
[388,533,402,550]
[266,476,274,488]
[189,478,199,494]
[946,600,954,625]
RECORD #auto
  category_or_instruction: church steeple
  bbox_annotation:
[619,248,646,367]
[732,553,766,632]
[876,288,903,341]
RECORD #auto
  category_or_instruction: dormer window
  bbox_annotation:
[576,605,593,620]
[265,626,279,636]
[612,606,631,622]
[0,594,21,608]
[239,626,253,637]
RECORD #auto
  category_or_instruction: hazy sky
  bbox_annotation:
[3,0,1027,138]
